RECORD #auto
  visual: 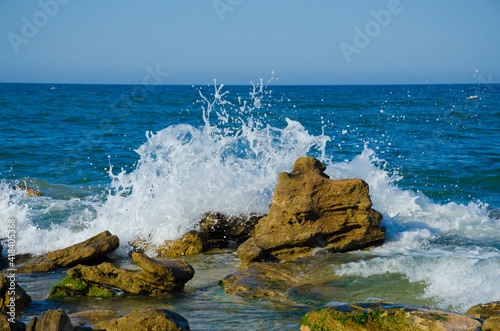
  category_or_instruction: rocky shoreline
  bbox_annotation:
[1,157,499,330]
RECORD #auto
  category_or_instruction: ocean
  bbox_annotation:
[1,81,499,329]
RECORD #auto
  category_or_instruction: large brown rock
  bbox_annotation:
[300,302,482,331]
[94,307,189,331]
[66,252,194,295]
[238,157,386,263]
[0,274,31,313]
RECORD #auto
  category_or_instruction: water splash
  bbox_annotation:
[95,82,329,247]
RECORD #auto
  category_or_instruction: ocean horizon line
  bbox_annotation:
[1,81,498,88]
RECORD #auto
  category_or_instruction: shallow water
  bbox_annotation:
[1,82,499,328]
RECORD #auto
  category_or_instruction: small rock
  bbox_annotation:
[26,310,73,331]
[131,212,264,257]
[300,302,482,331]
[483,315,500,331]
[17,260,57,274]
[11,185,44,197]
[466,301,500,320]
[94,307,189,331]
[0,274,31,313]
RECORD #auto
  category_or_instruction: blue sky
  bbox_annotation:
[0,0,499,85]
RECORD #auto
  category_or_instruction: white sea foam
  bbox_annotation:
[94,82,330,248]
[327,147,500,311]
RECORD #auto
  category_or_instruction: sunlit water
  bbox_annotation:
[1,81,499,329]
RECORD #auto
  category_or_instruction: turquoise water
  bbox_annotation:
[1,82,499,329]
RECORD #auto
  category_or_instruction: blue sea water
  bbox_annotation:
[0,82,499,328]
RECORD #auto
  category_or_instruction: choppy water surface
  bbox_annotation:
[1,82,499,329]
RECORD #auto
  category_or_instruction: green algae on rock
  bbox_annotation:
[48,276,116,298]
[300,302,482,331]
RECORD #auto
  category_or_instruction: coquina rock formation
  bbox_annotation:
[51,252,194,296]
[17,231,119,274]
[238,156,386,263]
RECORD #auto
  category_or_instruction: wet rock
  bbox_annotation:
[0,274,31,313]
[48,276,116,298]
[300,302,482,331]
[238,157,386,263]
[65,252,194,295]
[11,185,44,197]
[68,309,122,328]
[45,230,119,267]
[17,231,119,274]
[131,212,264,257]
[483,315,500,331]
[466,301,500,331]
[25,309,73,331]
[94,307,189,331]
[466,301,500,320]
[220,261,305,300]
[17,260,57,274]
[0,311,26,331]
[198,212,263,247]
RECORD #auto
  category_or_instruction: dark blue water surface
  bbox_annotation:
[1,83,498,208]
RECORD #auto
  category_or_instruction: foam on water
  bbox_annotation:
[328,147,500,311]
[93,82,330,249]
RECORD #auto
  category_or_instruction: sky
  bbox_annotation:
[0,0,499,85]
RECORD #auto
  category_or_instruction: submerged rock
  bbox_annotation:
[238,157,386,263]
[0,274,31,313]
[68,310,122,328]
[220,261,306,300]
[131,212,263,257]
[94,307,190,331]
[63,252,194,295]
[300,302,482,331]
[10,185,44,197]
[17,231,119,274]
